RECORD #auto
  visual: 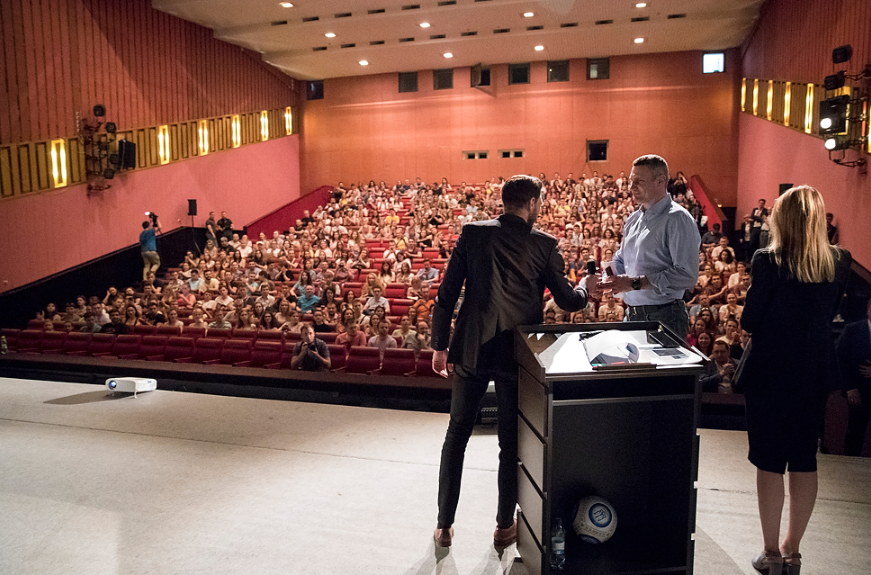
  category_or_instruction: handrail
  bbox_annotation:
[688,175,726,232]
[244,186,333,239]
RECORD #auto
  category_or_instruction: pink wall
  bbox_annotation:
[736,114,870,269]
[300,50,741,206]
[0,136,300,292]
[246,186,332,239]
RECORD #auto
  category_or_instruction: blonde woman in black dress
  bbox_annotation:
[740,186,850,575]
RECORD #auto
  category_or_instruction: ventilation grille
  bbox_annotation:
[667,13,687,19]
[430,34,446,39]
[335,12,352,18]
[560,22,578,28]
[595,19,613,25]
[399,37,415,42]
[438,0,457,5]
[401,4,420,9]
[493,28,510,34]
[461,31,477,36]
[302,16,319,22]
[527,25,543,31]
[340,43,355,49]
[631,16,650,22]
[370,40,385,45]
[312,46,327,52]
[271,20,287,26]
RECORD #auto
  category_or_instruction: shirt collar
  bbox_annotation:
[641,193,672,217]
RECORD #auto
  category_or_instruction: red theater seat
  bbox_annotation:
[204,327,231,339]
[17,330,45,352]
[317,332,338,343]
[156,337,195,362]
[238,341,282,368]
[256,330,284,341]
[110,335,143,358]
[384,285,406,299]
[73,333,115,356]
[157,325,183,337]
[176,337,223,364]
[208,339,251,366]
[45,332,91,355]
[34,331,68,354]
[342,346,382,374]
[232,328,258,340]
[327,345,347,371]
[378,348,416,376]
[130,335,168,360]
[390,299,414,317]
[133,325,157,336]
[408,350,438,377]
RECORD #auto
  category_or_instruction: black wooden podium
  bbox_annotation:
[514,322,705,575]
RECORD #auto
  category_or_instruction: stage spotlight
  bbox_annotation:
[93,105,106,117]
[824,71,845,91]
[103,168,116,179]
[832,45,852,64]
[824,135,849,151]
[105,122,117,134]
[109,153,120,166]
[818,95,849,135]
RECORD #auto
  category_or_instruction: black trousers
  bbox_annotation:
[845,388,871,457]
[437,364,518,529]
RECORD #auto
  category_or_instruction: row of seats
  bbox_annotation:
[1,329,436,377]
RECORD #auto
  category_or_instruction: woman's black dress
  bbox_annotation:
[739,248,850,473]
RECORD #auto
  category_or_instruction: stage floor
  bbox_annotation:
[0,377,868,575]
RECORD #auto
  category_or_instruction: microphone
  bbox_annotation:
[586,260,597,276]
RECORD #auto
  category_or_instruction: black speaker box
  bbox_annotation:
[118,140,136,169]
[188,199,197,217]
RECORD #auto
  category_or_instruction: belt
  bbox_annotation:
[628,300,681,313]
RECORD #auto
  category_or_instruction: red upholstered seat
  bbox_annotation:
[343,346,382,374]
[343,282,363,292]
[384,286,406,299]
[257,330,284,341]
[238,340,282,368]
[46,332,91,355]
[232,328,258,340]
[390,299,414,317]
[409,350,438,377]
[133,325,156,336]
[36,331,68,353]
[327,345,347,371]
[132,335,168,360]
[156,325,183,337]
[317,332,338,343]
[176,337,223,364]
[17,330,45,352]
[27,319,44,330]
[378,348,416,376]
[204,327,230,339]
[109,334,142,358]
[158,337,195,362]
[78,333,115,356]
[285,331,302,342]
[210,339,251,365]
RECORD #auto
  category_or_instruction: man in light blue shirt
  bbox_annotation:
[602,154,699,336]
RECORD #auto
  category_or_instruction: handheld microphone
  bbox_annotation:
[586,260,597,276]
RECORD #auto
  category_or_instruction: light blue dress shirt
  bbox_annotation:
[613,194,700,306]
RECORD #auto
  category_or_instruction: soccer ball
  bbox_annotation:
[572,496,617,544]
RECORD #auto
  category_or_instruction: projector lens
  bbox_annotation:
[108,381,117,389]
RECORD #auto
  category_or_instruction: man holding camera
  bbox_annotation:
[140,214,162,281]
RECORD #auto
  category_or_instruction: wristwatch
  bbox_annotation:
[631,277,642,290]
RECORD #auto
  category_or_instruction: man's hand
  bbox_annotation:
[847,389,862,407]
[432,349,451,378]
[602,274,635,294]
[722,363,736,377]
[579,274,603,299]
[859,360,871,379]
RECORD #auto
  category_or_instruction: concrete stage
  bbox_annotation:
[0,377,868,575]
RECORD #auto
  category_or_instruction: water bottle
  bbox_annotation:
[550,517,566,571]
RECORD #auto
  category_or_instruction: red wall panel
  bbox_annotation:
[300,50,741,205]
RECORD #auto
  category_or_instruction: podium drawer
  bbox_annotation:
[518,414,545,491]
[518,462,544,545]
[518,511,542,575]
[519,367,547,437]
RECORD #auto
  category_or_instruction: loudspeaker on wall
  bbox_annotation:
[188,199,197,217]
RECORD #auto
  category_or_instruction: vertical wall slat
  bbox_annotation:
[0,0,16,143]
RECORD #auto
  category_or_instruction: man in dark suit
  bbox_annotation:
[431,175,592,548]
[749,199,769,257]
[837,299,871,456]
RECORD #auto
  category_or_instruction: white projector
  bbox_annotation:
[105,377,157,397]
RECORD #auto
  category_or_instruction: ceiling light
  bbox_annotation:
[534,45,544,51]
[443,52,453,58]
[524,12,534,17]
[420,22,430,28]
[635,2,647,7]
[634,37,645,43]
[359,60,369,66]
[279,2,293,7]
[325,32,336,38]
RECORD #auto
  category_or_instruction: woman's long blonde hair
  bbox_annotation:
[767,185,835,283]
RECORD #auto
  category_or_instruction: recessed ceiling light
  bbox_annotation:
[534,45,544,51]
[635,2,647,7]
[443,52,453,58]
[359,60,369,66]
[325,32,336,38]
[279,2,293,7]
[420,22,430,28]
[634,37,645,43]
[524,12,534,17]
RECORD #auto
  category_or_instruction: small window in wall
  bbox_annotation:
[434,68,453,90]
[587,58,609,80]
[547,60,569,82]
[399,71,419,93]
[703,53,725,73]
[499,149,524,158]
[307,80,324,100]
[508,63,530,85]
[501,150,511,158]
[587,140,608,162]
[463,150,489,159]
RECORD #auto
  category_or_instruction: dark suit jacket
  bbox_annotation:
[837,318,871,392]
[432,214,588,374]
[739,247,851,395]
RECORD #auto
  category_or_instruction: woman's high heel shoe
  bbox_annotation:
[782,552,801,575]
[752,551,783,575]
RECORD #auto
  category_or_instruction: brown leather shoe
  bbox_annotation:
[493,519,517,547]
[433,527,454,547]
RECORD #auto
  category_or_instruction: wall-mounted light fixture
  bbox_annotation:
[804,83,815,134]
[766,80,773,121]
[231,115,241,148]
[198,119,209,155]
[741,78,747,112]
[158,125,170,165]
[285,107,293,135]
[752,79,759,116]
[260,110,269,141]
[783,82,791,126]
[50,139,68,188]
